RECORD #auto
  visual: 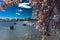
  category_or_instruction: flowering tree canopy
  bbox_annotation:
[28,0,60,40]
[0,0,22,9]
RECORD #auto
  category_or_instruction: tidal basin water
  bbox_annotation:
[0,21,60,40]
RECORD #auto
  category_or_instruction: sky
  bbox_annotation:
[0,0,33,19]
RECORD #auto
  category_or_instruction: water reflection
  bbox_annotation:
[0,21,60,40]
[0,21,40,40]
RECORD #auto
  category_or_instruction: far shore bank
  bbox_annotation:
[0,18,37,22]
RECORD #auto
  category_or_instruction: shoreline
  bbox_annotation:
[0,18,37,22]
